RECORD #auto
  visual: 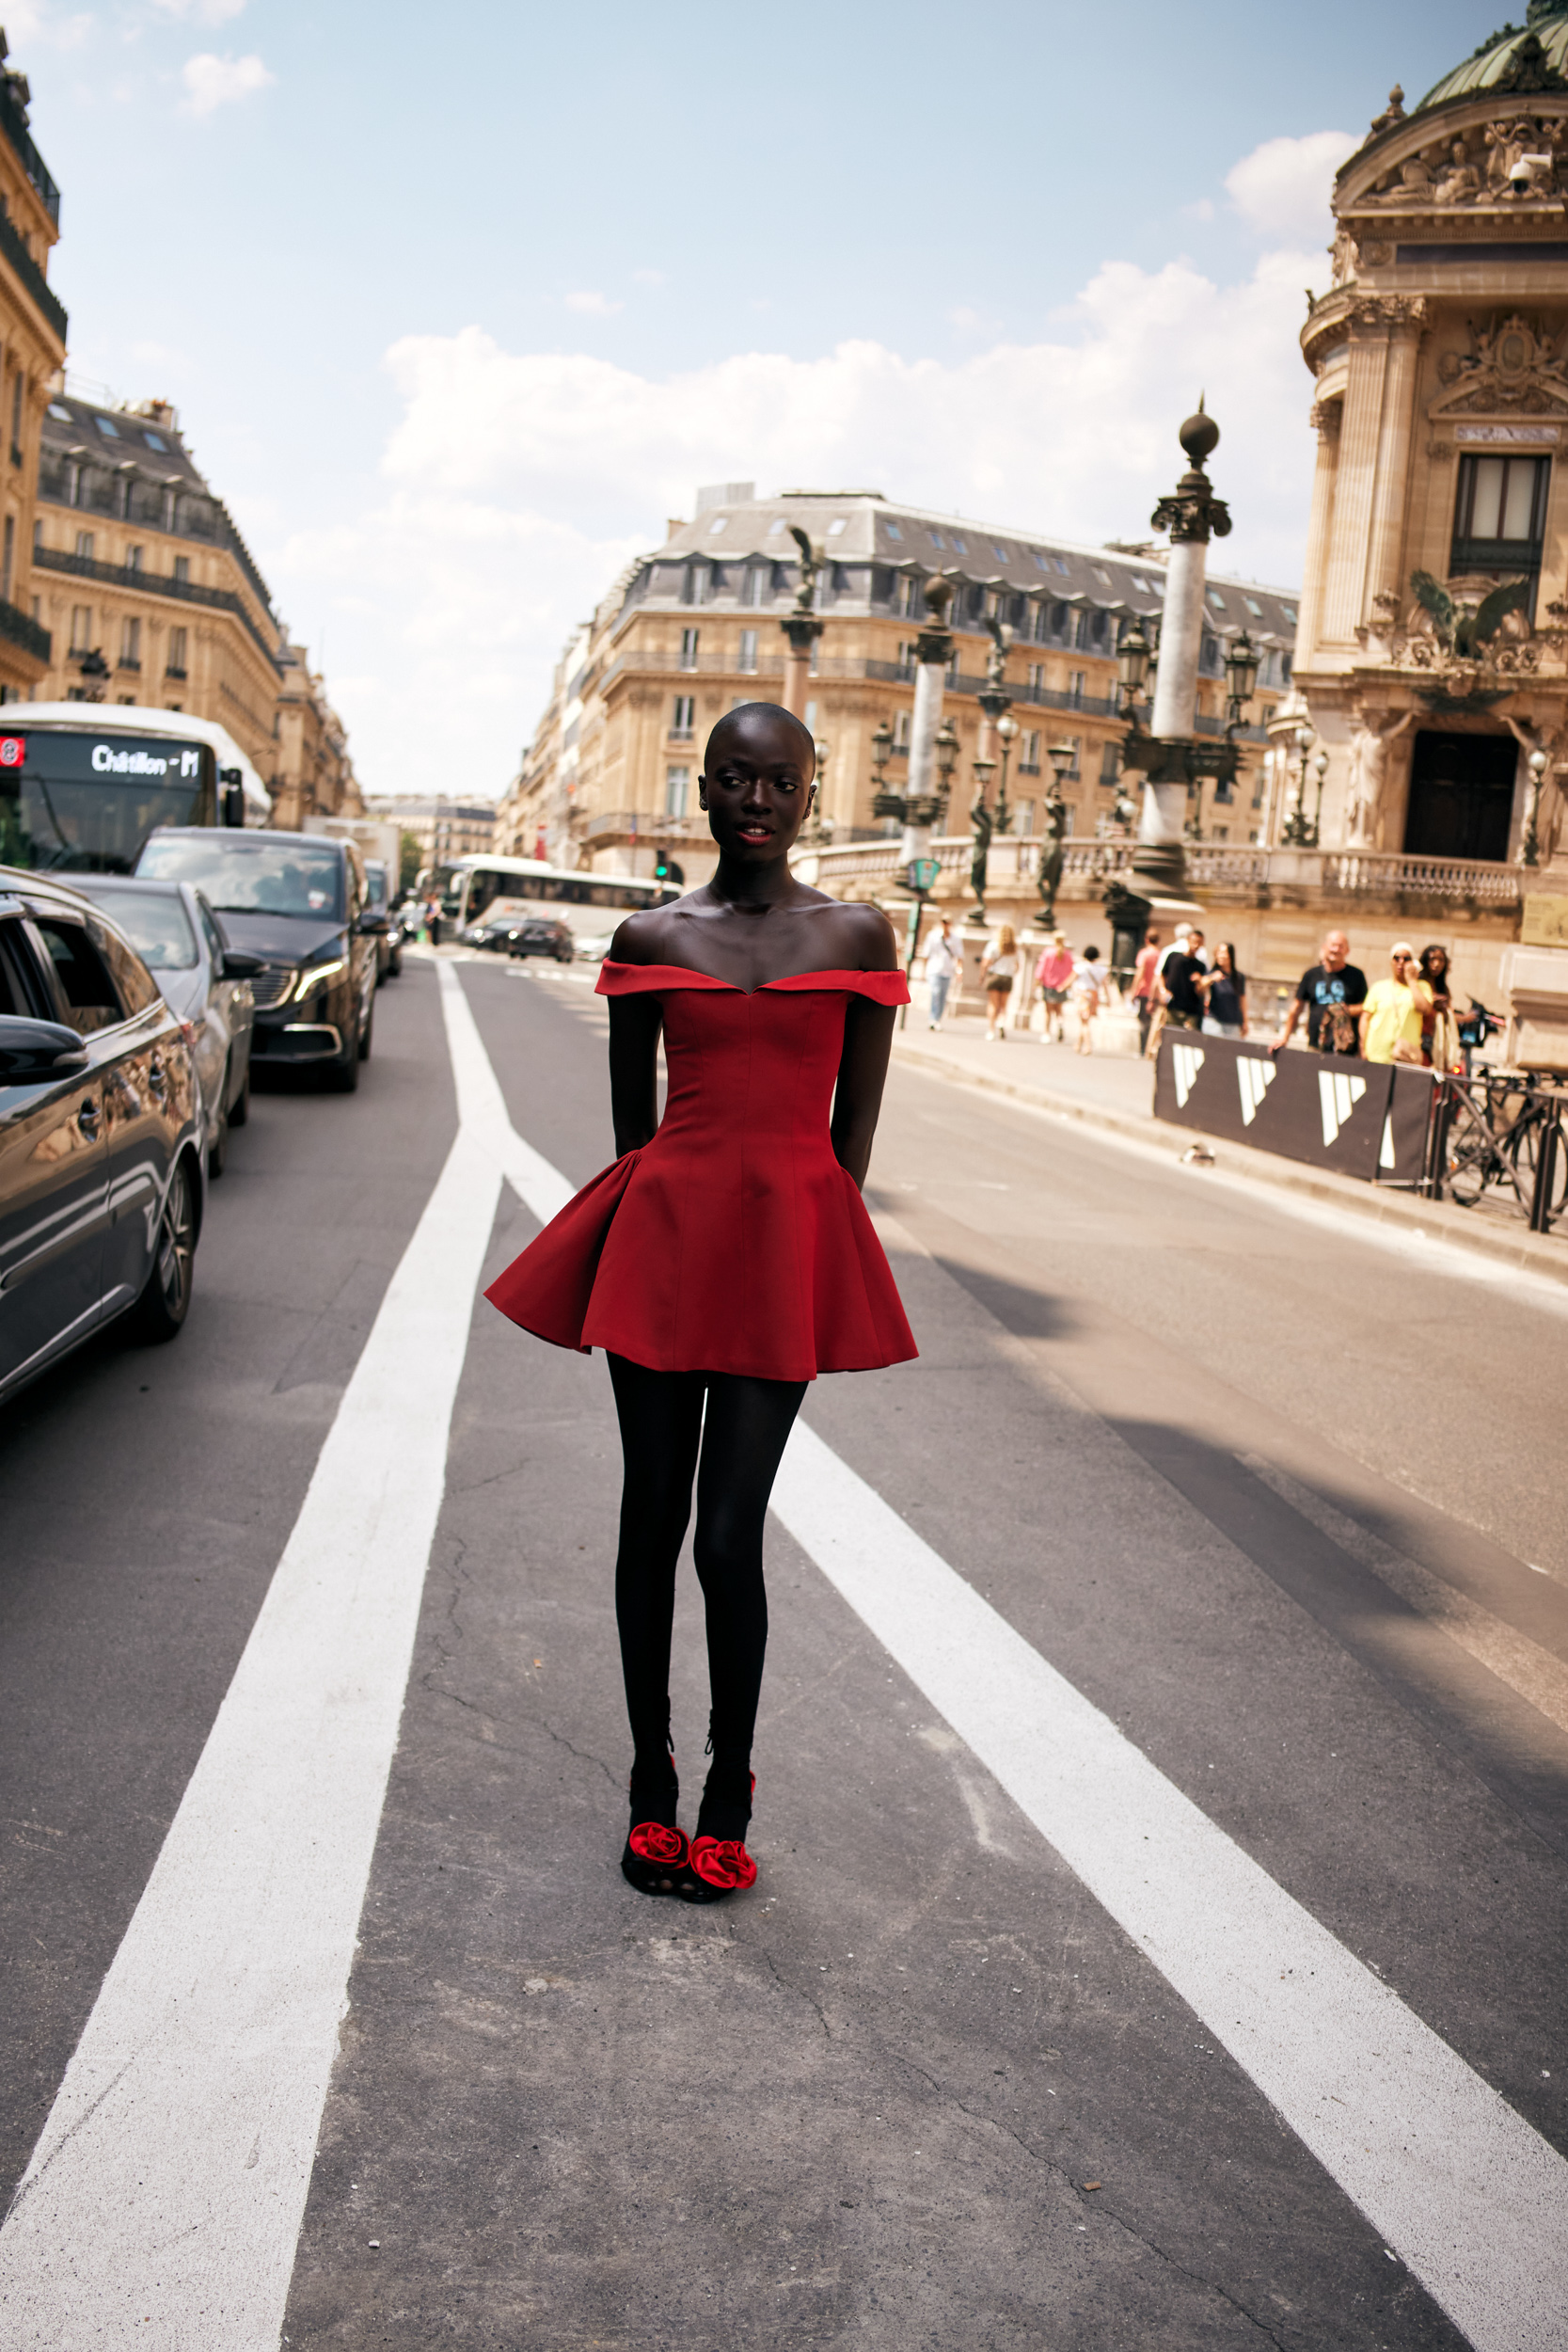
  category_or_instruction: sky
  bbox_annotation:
[8,0,1497,799]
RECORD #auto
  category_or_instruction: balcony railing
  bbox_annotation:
[32,545,279,671]
[0,86,61,224]
[0,592,51,665]
[582,809,711,841]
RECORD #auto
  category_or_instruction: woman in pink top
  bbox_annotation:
[1034,933,1074,1043]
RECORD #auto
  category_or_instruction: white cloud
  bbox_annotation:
[563,290,622,317]
[632,268,666,288]
[263,172,1332,801]
[151,0,246,22]
[1226,128,1355,246]
[180,50,273,115]
[4,2,93,48]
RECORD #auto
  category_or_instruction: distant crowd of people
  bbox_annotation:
[921,916,1479,1072]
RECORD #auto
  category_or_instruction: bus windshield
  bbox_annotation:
[0,727,213,873]
[138,833,346,921]
[454,862,675,933]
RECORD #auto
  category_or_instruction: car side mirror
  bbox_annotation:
[356,910,388,934]
[221,949,265,979]
[0,1015,90,1081]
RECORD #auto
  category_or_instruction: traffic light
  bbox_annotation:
[653,850,670,881]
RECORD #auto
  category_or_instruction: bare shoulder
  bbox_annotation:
[608,901,700,963]
[818,897,898,971]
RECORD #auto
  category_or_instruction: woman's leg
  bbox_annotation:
[607,1355,705,1769]
[689,1372,807,1835]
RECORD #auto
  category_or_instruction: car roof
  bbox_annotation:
[71,873,189,896]
[150,827,347,855]
[0,863,134,923]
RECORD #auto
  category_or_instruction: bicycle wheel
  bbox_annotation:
[1512,1111,1568,1220]
[1443,1095,1508,1206]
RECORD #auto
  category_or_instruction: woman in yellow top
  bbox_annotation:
[1359,942,1425,1065]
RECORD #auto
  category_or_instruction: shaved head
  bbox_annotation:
[704,702,816,778]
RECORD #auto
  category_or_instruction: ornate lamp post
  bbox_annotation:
[1280,723,1316,846]
[968,752,995,921]
[1037,739,1076,928]
[1120,406,1256,891]
[780,526,824,719]
[994,712,1019,840]
[1520,746,1549,867]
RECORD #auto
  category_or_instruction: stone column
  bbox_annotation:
[1131,406,1232,890]
[1319,299,1422,646]
[1364,308,1425,615]
[780,613,821,719]
[1292,401,1342,673]
[907,576,954,803]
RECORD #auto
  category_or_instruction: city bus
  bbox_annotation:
[0,705,271,874]
[429,854,678,943]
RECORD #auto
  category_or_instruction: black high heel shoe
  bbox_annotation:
[621,1748,689,1897]
[680,1763,757,1902]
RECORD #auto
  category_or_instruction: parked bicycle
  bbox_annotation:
[1434,1069,1567,1229]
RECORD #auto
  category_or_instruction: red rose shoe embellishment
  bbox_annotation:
[622,1820,690,1897]
[682,1836,757,1901]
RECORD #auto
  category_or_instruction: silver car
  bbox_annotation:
[71,876,259,1177]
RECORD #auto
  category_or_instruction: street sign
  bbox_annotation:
[906,856,940,892]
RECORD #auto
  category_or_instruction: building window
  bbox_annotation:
[743,566,767,607]
[671,693,695,739]
[128,545,144,572]
[1451,452,1549,581]
[679,627,699,669]
[74,530,94,559]
[166,626,188,677]
[665,765,689,817]
[902,576,923,616]
[737,628,757,674]
[119,616,141,668]
[894,710,911,751]
[1021,728,1041,771]
[1068,670,1085,705]
[1016,801,1035,834]
[8,371,20,457]
[70,604,91,653]
[682,564,705,606]
[174,555,190,584]
[1026,662,1044,691]
[32,518,41,553]
[1,514,12,601]
[1100,739,1121,784]
[1066,736,1082,777]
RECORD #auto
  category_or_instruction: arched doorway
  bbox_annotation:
[1402,731,1517,861]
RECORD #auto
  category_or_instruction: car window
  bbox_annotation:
[31,917,126,1034]
[195,896,226,966]
[78,886,198,970]
[95,923,162,1016]
[137,834,345,920]
[0,919,47,1017]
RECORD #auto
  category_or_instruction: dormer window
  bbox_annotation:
[96,417,119,438]
[1451,451,1548,587]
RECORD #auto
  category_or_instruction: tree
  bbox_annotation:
[400,831,422,892]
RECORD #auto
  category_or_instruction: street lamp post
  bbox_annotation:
[1037,739,1076,928]
[994,712,1019,842]
[780,526,824,719]
[968,755,995,922]
[1280,723,1316,846]
[1120,405,1256,893]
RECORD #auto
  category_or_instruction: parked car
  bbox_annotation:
[0,867,206,1402]
[362,858,403,981]
[574,928,618,964]
[463,908,575,962]
[70,875,260,1176]
[136,828,380,1092]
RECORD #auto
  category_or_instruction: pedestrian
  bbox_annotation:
[1359,941,1425,1065]
[1415,943,1462,1072]
[1069,943,1105,1054]
[1130,927,1163,1054]
[426,895,442,948]
[1272,929,1368,1058]
[923,915,960,1030]
[483,702,915,1906]
[1158,926,1208,1032]
[980,922,1020,1041]
[1034,929,1074,1043]
[1199,942,1248,1038]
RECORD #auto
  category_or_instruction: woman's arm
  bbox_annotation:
[831,999,896,1188]
[608,995,663,1155]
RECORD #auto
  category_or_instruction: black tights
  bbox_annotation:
[607,1356,805,1796]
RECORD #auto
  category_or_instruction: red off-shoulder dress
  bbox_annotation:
[483,961,918,1383]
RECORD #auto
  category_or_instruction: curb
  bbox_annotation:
[891,1036,1568,1293]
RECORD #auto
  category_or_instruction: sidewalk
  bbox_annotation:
[892,1009,1568,1291]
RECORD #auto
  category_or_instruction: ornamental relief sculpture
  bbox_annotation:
[1427,312,1568,418]
[1356,576,1568,694]
[1346,106,1568,211]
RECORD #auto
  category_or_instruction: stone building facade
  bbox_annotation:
[271,640,361,832]
[368,796,496,878]
[0,39,66,701]
[1294,4,1568,870]
[497,487,1296,882]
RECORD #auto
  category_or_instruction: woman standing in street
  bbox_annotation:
[484,704,916,1907]
[1069,943,1105,1054]
[924,915,960,1029]
[980,923,1020,1041]
[1034,930,1074,1044]
[1200,943,1248,1038]
[1415,943,1461,1071]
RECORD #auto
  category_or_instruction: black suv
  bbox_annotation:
[136,828,382,1091]
[0,868,206,1401]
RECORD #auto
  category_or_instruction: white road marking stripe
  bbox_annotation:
[768,1425,1568,2352]
[0,971,505,2349]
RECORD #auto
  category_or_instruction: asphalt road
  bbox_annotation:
[1,950,1564,2352]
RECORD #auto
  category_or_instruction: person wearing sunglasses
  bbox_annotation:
[1359,941,1425,1066]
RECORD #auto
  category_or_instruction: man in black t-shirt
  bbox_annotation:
[1159,928,1208,1030]
[1272,929,1368,1057]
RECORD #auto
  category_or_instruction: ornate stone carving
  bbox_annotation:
[1351,109,1568,210]
[1349,294,1429,333]
[1492,28,1567,95]
[1309,400,1343,438]
[1361,571,1551,696]
[1369,85,1405,137]
[1361,240,1394,265]
[1429,311,1568,417]
[1345,707,1415,847]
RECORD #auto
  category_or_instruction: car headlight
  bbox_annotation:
[295,956,347,1000]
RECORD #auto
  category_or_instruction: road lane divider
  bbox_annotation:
[0,967,527,2350]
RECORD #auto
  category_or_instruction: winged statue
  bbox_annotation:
[788,524,820,612]
[1409,570,1531,659]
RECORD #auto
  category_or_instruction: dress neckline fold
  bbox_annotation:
[596,959,909,1005]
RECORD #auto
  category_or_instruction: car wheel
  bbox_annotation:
[327,1027,360,1091]
[388,946,402,977]
[229,1059,250,1128]
[132,1156,197,1343]
[357,998,374,1061]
